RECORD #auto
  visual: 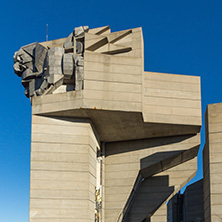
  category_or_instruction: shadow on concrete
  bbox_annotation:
[123,175,174,222]
[105,134,197,157]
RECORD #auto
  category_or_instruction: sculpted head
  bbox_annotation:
[13,26,89,97]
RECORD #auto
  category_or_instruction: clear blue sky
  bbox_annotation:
[1,0,222,221]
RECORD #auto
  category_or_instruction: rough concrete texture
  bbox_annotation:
[13,26,202,222]
[105,137,199,222]
[30,115,100,222]
[203,103,222,222]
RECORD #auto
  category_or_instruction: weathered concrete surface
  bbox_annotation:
[203,103,222,222]
[30,115,100,222]
[143,71,201,126]
[13,26,202,222]
[104,135,199,222]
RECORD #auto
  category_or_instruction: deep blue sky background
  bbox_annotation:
[1,0,222,221]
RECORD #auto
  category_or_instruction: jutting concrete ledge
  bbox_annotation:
[14,25,204,222]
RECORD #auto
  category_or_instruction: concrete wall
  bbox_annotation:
[84,27,143,113]
[29,115,100,222]
[152,204,167,222]
[203,103,222,222]
[143,71,201,126]
[104,134,200,222]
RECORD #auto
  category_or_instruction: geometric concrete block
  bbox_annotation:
[13,25,202,222]
[30,115,100,222]
[203,103,222,222]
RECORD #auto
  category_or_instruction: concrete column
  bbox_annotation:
[203,103,222,222]
[203,142,211,222]
[29,115,100,222]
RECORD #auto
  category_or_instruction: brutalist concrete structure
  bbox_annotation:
[14,26,202,222]
[203,103,222,222]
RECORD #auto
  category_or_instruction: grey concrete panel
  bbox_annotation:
[30,115,99,222]
[13,25,203,222]
[203,103,222,222]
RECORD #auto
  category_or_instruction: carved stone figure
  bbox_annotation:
[13,26,89,97]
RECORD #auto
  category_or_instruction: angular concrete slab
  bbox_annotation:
[13,25,202,222]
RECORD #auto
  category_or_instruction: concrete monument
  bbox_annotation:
[203,103,222,222]
[14,26,202,222]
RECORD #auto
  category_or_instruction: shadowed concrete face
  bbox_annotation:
[124,176,174,222]
[140,146,199,178]
[38,110,201,142]
[104,135,199,222]
[13,25,202,222]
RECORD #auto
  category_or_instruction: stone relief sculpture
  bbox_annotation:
[13,26,89,97]
[13,25,132,98]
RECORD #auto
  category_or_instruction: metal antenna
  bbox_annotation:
[46,24,48,41]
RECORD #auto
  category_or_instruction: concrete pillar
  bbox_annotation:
[203,103,222,222]
[29,115,100,222]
